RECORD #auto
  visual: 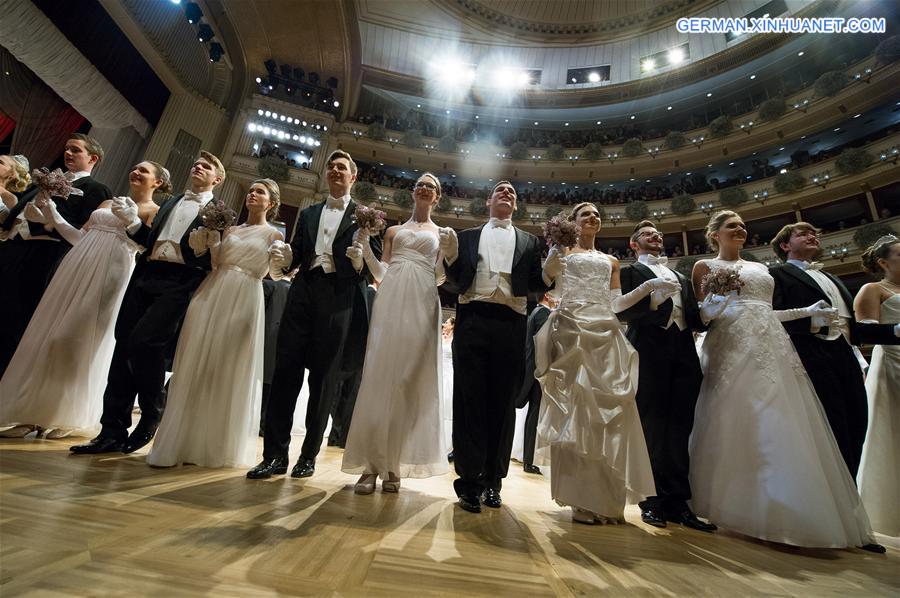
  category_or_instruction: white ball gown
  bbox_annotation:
[690,259,876,547]
[147,224,279,468]
[441,335,454,451]
[0,208,137,433]
[536,251,655,519]
[857,291,900,537]
[341,229,449,479]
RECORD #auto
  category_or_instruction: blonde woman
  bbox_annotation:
[688,210,881,551]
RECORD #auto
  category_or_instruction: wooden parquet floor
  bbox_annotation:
[0,436,898,597]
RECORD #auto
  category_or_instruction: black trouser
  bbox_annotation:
[99,261,205,441]
[521,384,541,467]
[262,270,361,461]
[631,324,703,515]
[791,334,868,478]
[452,301,526,497]
[0,239,67,376]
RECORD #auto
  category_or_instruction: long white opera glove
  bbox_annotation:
[268,241,292,280]
[111,196,141,234]
[40,200,84,245]
[439,227,458,264]
[542,246,564,285]
[611,277,681,313]
[351,240,388,282]
[699,293,733,324]
[775,299,838,324]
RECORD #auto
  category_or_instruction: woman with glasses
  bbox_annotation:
[340,173,451,494]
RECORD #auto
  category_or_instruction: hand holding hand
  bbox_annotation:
[438,227,458,263]
[23,202,49,224]
[650,282,680,310]
[542,246,565,281]
[33,190,51,209]
[700,293,733,323]
[806,300,839,329]
[268,241,292,271]
[110,196,139,229]
[346,241,364,271]
[188,227,211,256]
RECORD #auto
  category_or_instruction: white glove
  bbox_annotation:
[23,202,49,225]
[806,300,839,330]
[111,196,140,232]
[346,241,364,272]
[542,246,565,283]
[700,293,734,324]
[894,324,900,338]
[189,227,211,256]
[40,200,84,245]
[650,283,681,310]
[353,227,370,246]
[439,227,458,264]
[268,241,293,272]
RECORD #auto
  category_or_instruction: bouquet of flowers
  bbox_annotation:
[543,215,578,248]
[31,167,82,198]
[352,204,387,234]
[199,199,237,231]
[701,265,745,296]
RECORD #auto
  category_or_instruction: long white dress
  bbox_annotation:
[341,229,448,479]
[147,225,277,468]
[0,208,137,432]
[536,252,655,519]
[690,259,876,547]
[857,292,900,537]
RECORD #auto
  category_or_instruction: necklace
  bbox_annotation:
[880,279,900,293]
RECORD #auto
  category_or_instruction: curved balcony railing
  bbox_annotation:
[338,54,900,180]
[350,131,900,231]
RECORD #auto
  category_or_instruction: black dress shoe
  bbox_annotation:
[458,494,481,513]
[860,543,886,554]
[640,509,667,528]
[667,510,717,532]
[246,457,289,479]
[70,436,125,454]
[447,451,454,462]
[122,431,155,454]
[291,457,315,478]
[523,464,542,475]
[481,488,502,508]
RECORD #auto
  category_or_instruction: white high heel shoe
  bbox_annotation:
[354,473,377,495]
[0,425,42,438]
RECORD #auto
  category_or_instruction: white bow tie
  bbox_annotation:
[644,255,668,266]
[804,261,824,271]
[326,197,345,209]
[183,191,205,203]
[489,218,511,229]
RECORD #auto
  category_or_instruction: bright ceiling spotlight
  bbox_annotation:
[667,47,685,64]
[333,100,340,108]
[641,58,656,72]
[518,71,531,86]
[588,71,601,83]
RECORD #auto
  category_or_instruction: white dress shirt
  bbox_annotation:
[311,194,350,273]
[150,190,213,263]
[786,259,852,342]
[638,254,685,330]
[459,219,525,314]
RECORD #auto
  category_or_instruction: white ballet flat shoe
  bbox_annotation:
[45,428,74,440]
